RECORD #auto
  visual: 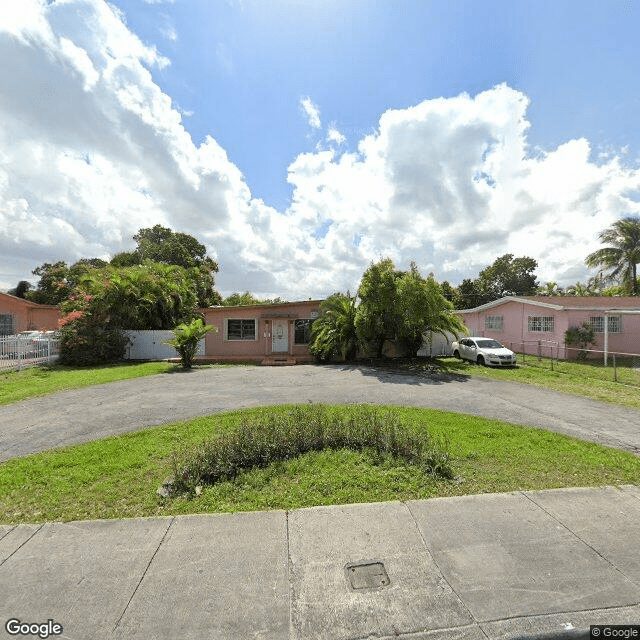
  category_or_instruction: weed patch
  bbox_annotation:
[169,404,453,494]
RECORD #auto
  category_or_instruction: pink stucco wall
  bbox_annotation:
[0,292,61,333]
[200,300,322,361]
[459,297,640,359]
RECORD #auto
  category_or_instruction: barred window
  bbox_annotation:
[0,313,14,335]
[226,319,256,340]
[294,319,314,345]
[528,316,554,332]
[484,315,503,331]
[590,316,621,333]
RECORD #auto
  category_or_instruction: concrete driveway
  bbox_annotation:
[1,364,639,461]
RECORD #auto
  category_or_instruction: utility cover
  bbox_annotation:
[345,562,390,591]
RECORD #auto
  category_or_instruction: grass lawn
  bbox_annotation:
[431,357,640,409]
[1,404,637,524]
[0,361,249,406]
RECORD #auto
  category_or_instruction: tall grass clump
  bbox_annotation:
[170,404,453,494]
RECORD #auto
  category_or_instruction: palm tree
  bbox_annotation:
[585,216,640,295]
[537,281,564,296]
[309,293,358,362]
[565,282,592,296]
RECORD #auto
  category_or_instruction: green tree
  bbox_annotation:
[165,318,216,368]
[565,281,592,296]
[132,225,220,306]
[537,281,564,296]
[395,264,467,357]
[133,224,216,269]
[585,216,640,295]
[223,292,266,306]
[73,262,198,330]
[455,278,492,309]
[110,251,141,267]
[355,258,401,358]
[7,280,33,299]
[439,280,457,304]
[309,293,358,362]
[478,254,539,299]
[28,259,110,305]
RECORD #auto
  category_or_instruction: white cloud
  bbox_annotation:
[327,126,346,146]
[1,1,640,302]
[300,96,321,129]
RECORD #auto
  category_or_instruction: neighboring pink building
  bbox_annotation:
[200,300,322,364]
[458,296,640,360]
[0,292,61,335]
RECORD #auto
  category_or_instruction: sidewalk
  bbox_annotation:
[1,486,639,640]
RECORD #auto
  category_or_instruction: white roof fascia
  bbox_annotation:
[456,296,564,314]
[457,297,640,314]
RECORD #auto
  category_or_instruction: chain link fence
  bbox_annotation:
[503,340,640,386]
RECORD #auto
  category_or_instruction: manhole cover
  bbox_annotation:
[345,562,390,591]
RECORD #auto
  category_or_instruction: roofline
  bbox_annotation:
[200,299,324,312]
[456,296,640,314]
[0,291,59,309]
[456,296,564,314]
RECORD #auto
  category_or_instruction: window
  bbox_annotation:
[0,314,14,335]
[484,316,503,331]
[528,316,554,332]
[589,316,621,333]
[294,319,314,345]
[226,318,256,340]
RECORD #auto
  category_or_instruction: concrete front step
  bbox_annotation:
[261,356,298,366]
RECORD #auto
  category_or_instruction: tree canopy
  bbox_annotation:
[585,216,640,296]
[309,293,358,362]
[310,259,467,361]
[454,254,539,309]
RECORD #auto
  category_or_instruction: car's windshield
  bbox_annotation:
[476,339,503,349]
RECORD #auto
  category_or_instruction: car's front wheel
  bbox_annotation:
[477,355,485,366]
[453,349,460,359]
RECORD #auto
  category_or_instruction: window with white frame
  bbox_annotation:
[528,316,554,332]
[226,318,256,340]
[294,319,314,345]
[589,316,621,333]
[484,315,503,331]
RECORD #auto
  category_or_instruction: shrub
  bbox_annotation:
[169,404,453,494]
[164,318,216,368]
[564,322,596,361]
[58,311,130,366]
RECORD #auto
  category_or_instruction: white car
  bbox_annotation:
[451,337,516,367]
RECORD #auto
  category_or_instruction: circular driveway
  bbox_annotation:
[1,364,639,461]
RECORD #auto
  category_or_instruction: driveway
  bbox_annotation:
[1,364,639,461]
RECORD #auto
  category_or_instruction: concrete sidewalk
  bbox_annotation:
[1,486,639,640]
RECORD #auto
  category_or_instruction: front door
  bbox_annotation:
[271,320,288,352]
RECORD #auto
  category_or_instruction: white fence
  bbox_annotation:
[124,330,205,360]
[418,331,458,357]
[0,335,60,372]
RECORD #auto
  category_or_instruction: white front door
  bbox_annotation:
[271,320,288,352]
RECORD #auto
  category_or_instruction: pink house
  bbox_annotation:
[199,300,323,365]
[458,296,640,361]
[0,292,62,335]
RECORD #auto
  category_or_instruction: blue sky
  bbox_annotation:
[112,0,640,210]
[1,0,640,299]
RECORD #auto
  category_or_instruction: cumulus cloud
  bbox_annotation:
[1,0,640,302]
